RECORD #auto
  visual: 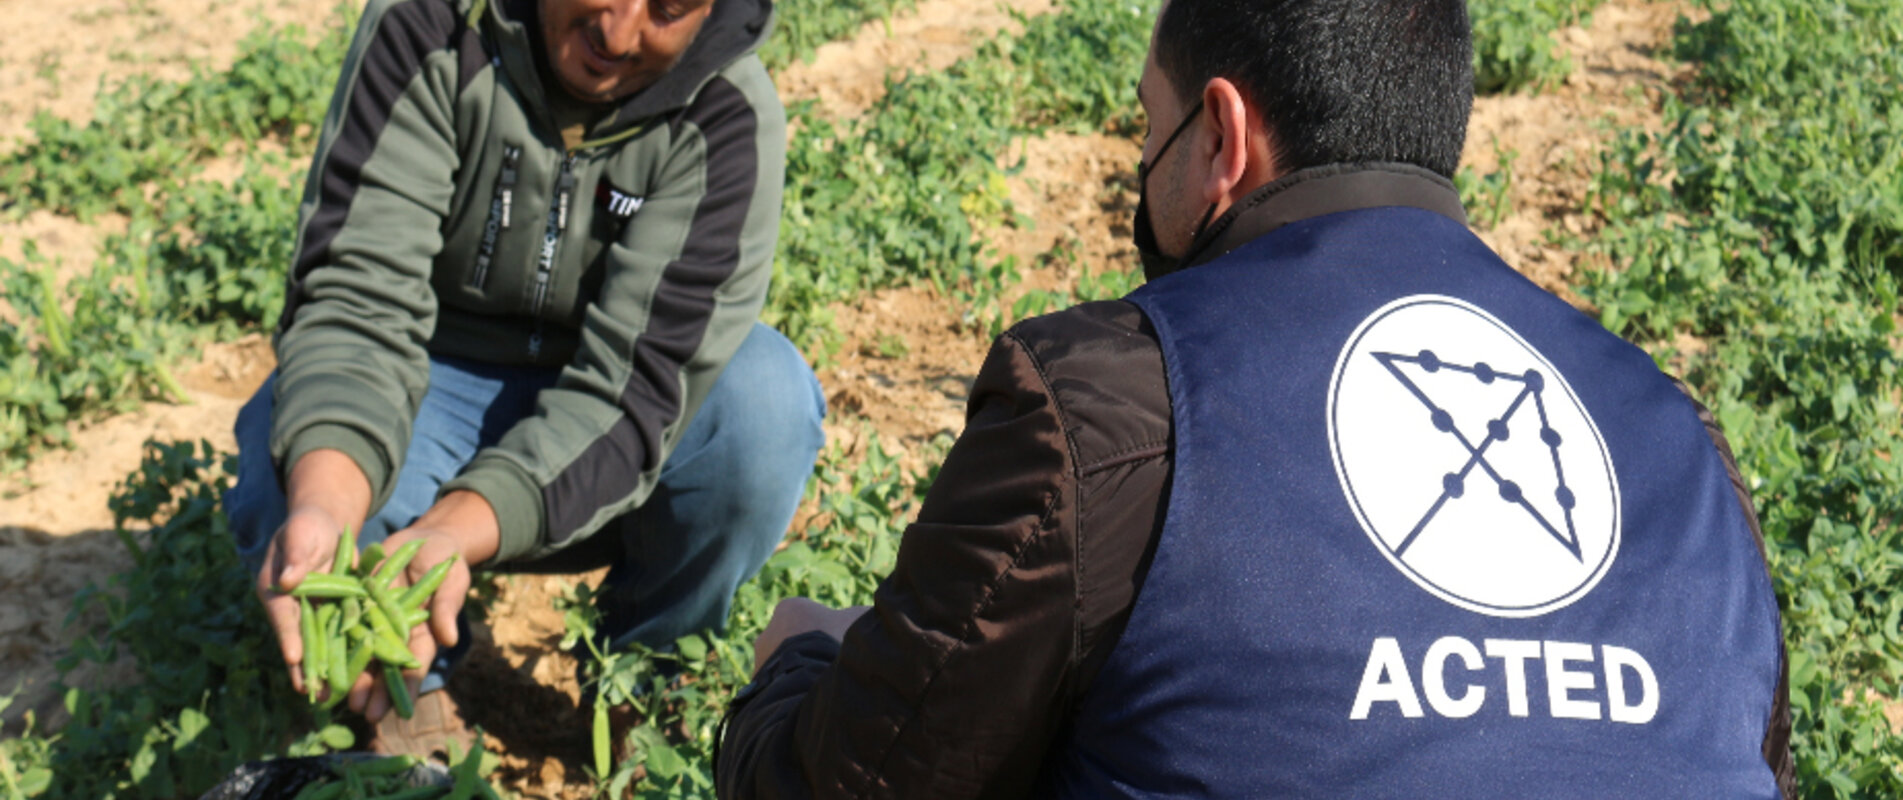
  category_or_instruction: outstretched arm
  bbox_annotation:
[258,0,471,698]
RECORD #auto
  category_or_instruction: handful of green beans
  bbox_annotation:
[281,527,458,719]
[288,744,500,800]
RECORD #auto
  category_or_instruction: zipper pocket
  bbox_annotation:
[467,144,521,290]
[528,152,578,358]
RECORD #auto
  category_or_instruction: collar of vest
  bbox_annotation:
[1157,162,1467,280]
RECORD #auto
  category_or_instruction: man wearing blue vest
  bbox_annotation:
[714,0,1795,796]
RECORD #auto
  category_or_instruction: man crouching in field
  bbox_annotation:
[227,0,823,757]
[714,0,1796,796]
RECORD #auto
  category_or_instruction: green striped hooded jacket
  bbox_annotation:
[271,0,786,562]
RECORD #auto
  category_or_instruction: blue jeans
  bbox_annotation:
[226,323,825,689]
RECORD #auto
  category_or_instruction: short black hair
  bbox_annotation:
[1154,0,1472,178]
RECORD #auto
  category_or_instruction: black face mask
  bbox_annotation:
[1134,98,1218,280]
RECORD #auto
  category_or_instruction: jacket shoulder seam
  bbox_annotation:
[859,488,1064,797]
[854,331,1070,797]
[1079,440,1170,477]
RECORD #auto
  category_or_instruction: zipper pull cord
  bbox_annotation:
[556,154,578,231]
[529,154,579,360]
[500,146,521,229]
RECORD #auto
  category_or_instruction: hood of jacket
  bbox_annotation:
[481,0,775,144]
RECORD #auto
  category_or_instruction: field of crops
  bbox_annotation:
[0,0,1898,796]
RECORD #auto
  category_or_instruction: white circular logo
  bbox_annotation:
[1327,295,1620,618]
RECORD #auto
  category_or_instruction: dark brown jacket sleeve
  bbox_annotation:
[715,302,1171,800]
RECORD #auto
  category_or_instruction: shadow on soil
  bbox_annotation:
[0,524,136,736]
[447,617,592,781]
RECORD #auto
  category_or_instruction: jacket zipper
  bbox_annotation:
[467,144,521,290]
[528,152,578,358]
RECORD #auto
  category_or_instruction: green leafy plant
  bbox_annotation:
[864,333,911,359]
[565,433,927,798]
[138,155,303,332]
[0,246,192,470]
[767,0,1159,353]
[0,693,53,800]
[0,15,328,471]
[1456,145,1517,230]
[0,9,352,221]
[1469,0,1603,94]
[27,441,346,799]
[761,0,922,70]
[1577,0,1903,794]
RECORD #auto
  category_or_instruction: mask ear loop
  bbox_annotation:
[1171,98,1220,266]
[1177,200,1220,263]
[1139,98,1206,183]
[1136,97,1222,277]
[1189,202,1217,243]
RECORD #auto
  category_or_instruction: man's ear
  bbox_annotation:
[1199,77,1274,206]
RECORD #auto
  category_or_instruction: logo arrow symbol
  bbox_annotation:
[1374,350,1583,562]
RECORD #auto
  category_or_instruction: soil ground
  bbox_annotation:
[0,0,1711,795]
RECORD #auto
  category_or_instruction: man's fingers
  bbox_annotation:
[753,607,797,676]
[430,567,469,648]
[365,676,390,722]
[257,530,306,693]
[262,590,304,675]
[404,611,439,690]
[348,670,375,714]
[268,536,312,594]
[753,597,855,675]
[276,510,343,592]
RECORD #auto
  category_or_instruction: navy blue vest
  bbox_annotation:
[1042,207,1782,798]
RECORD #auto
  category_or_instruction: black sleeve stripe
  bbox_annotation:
[456,24,490,94]
[541,76,759,542]
[291,0,463,287]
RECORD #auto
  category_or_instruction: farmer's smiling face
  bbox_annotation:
[540,0,716,104]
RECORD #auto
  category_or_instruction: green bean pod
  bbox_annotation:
[444,743,481,800]
[363,596,401,639]
[360,543,388,577]
[593,701,611,778]
[331,524,357,575]
[370,635,420,670]
[299,597,321,702]
[326,620,353,698]
[296,780,346,800]
[364,605,421,669]
[345,624,378,686]
[365,576,415,641]
[316,601,338,643]
[340,597,363,633]
[319,687,350,711]
[373,540,426,588]
[365,598,418,651]
[384,663,414,719]
[314,604,337,681]
[399,556,458,609]
[287,573,369,599]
